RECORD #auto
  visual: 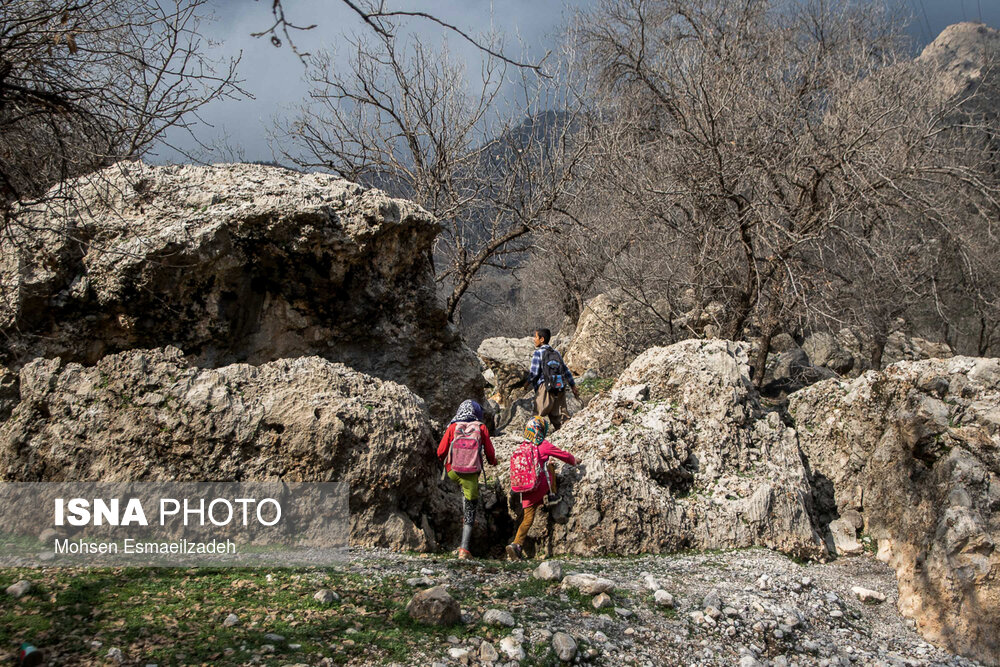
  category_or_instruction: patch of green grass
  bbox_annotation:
[577,377,615,400]
[491,575,553,601]
[0,566,494,666]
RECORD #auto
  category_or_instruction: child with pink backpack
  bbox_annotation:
[506,416,578,560]
[437,400,497,559]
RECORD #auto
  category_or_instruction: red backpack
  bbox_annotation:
[448,421,484,474]
[510,440,548,493]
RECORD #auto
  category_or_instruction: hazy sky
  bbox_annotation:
[157,0,1000,164]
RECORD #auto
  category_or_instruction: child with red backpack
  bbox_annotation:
[506,416,577,560]
[437,399,497,559]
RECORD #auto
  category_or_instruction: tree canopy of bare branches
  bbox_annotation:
[566,0,1000,372]
[277,20,590,321]
[0,0,243,231]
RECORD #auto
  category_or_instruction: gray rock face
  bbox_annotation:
[0,162,481,422]
[0,347,444,551]
[790,357,1000,665]
[405,586,461,626]
[508,340,827,559]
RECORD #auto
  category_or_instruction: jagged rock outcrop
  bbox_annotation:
[0,162,481,421]
[790,358,1000,665]
[0,347,448,551]
[498,339,827,559]
[917,21,1000,112]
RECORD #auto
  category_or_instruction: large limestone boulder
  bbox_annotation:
[0,162,481,422]
[564,294,670,378]
[477,337,535,407]
[499,340,827,559]
[0,347,446,551]
[790,357,1000,665]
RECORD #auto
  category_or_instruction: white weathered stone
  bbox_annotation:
[482,609,516,628]
[852,587,886,605]
[534,561,563,582]
[552,632,578,662]
[561,573,615,595]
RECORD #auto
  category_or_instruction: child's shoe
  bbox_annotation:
[544,492,560,507]
[457,548,473,560]
[505,543,526,561]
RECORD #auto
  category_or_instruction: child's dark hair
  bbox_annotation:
[535,328,551,344]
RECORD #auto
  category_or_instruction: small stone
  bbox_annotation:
[561,573,615,595]
[483,608,516,627]
[499,636,525,660]
[690,611,705,624]
[6,580,32,598]
[448,647,471,660]
[703,590,722,610]
[90,641,103,650]
[479,642,499,662]
[727,626,737,637]
[593,631,608,642]
[263,633,284,642]
[592,592,613,609]
[107,648,123,664]
[624,627,636,636]
[654,590,674,607]
[704,606,722,620]
[614,607,633,618]
[406,586,461,626]
[534,561,563,581]
[406,576,433,587]
[313,589,339,604]
[261,644,276,652]
[851,586,886,604]
[723,606,738,617]
[830,610,844,619]
[420,568,434,575]
[773,629,784,639]
[641,572,661,591]
[222,613,240,627]
[552,632,578,662]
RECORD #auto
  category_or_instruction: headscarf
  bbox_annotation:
[524,416,548,445]
[450,399,484,424]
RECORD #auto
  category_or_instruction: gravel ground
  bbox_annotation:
[347,547,984,667]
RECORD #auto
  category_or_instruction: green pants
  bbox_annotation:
[447,469,480,501]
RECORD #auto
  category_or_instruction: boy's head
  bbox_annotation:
[533,328,551,347]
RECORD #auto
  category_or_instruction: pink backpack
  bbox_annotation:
[448,422,484,474]
[510,440,545,493]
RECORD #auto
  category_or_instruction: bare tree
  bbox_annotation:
[276,21,590,320]
[0,0,243,231]
[571,0,1000,376]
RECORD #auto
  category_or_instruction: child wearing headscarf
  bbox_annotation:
[437,399,497,559]
[506,416,577,561]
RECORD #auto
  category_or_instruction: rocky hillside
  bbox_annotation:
[0,162,482,421]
